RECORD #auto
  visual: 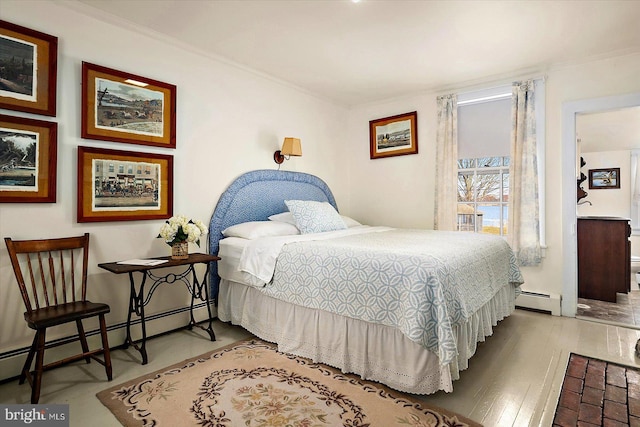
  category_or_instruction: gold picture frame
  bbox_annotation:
[77,146,173,222]
[369,111,418,159]
[81,62,177,148]
[0,20,57,116]
[0,114,57,203]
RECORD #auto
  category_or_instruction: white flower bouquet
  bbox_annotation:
[157,215,208,247]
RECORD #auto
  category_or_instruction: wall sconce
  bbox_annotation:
[273,137,302,165]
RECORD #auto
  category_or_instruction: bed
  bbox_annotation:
[209,169,523,395]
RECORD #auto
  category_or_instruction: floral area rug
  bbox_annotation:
[97,339,480,427]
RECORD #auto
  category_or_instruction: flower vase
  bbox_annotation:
[171,241,189,260]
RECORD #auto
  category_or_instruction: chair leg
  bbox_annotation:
[31,329,46,404]
[99,314,112,381]
[76,319,91,364]
[20,334,37,385]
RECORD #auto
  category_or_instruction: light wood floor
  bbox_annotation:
[1,310,639,426]
[576,273,640,327]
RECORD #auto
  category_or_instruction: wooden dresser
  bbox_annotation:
[577,216,631,303]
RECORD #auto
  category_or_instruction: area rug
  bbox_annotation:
[97,339,480,427]
[553,353,640,426]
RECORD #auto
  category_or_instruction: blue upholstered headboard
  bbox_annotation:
[208,169,338,302]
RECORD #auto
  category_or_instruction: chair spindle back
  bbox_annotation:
[5,234,90,314]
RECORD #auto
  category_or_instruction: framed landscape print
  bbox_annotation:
[369,111,418,159]
[0,20,57,116]
[81,62,177,148]
[77,146,173,222]
[0,114,57,203]
[588,167,620,189]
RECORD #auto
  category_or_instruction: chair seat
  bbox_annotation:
[25,301,111,330]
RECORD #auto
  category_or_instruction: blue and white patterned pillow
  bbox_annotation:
[269,211,362,228]
[284,200,347,234]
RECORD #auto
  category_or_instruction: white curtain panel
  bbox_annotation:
[434,94,458,231]
[508,80,542,266]
[631,149,640,233]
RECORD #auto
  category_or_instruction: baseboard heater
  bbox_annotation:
[516,291,561,316]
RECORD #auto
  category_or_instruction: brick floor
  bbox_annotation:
[555,354,640,426]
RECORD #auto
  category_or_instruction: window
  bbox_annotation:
[456,86,511,235]
[457,156,509,235]
[455,81,546,247]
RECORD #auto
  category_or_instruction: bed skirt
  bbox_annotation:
[218,279,518,395]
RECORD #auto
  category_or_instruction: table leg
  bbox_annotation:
[188,265,216,342]
[201,277,216,341]
[124,275,134,350]
[125,271,149,365]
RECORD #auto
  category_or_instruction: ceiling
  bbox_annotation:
[577,107,640,153]
[74,0,640,106]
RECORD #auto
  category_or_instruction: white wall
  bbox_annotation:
[0,1,348,378]
[345,95,436,229]
[345,52,640,304]
[577,150,630,218]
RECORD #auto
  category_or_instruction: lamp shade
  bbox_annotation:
[281,138,302,156]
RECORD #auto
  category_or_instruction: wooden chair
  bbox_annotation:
[4,233,112,403]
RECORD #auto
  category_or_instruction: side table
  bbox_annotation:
[98,253,220,364]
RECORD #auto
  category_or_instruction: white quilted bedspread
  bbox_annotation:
[238,227,523,364]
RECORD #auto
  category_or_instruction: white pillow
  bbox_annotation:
[222,221,299,239]
[341,215,362,227]
[270,211,362,228]
[268,212,297,225]
[284,200,347,234]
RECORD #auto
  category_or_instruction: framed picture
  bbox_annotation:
[588,167,620,189]
[0,114,57,203]
[77,146,173,222]
[369,111,418,159]
[0,20,57,116]
[81,62,176,148]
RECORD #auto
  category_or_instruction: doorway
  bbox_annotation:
[561,92,640,325]
[575,107,640,326]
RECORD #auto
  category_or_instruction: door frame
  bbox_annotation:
[561,92,640,316]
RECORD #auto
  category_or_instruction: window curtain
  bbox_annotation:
[508,80,542,266]
[434,94,458,230]
[631,149,640,233]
